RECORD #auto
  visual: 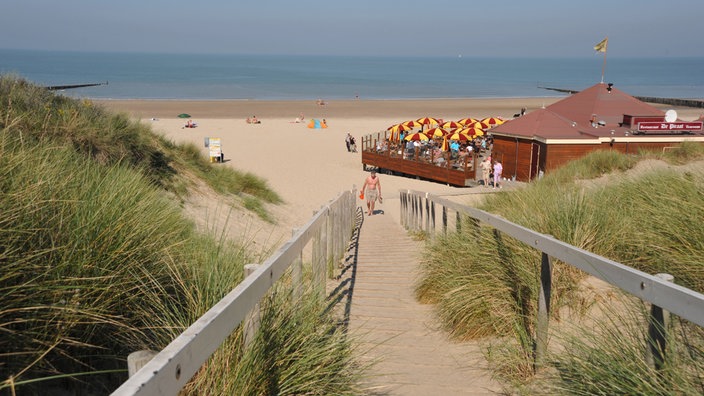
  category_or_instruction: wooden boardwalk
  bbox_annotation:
[342,209,501,395]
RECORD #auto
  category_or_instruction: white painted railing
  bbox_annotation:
[112,188,358,395]
[400,189,704,369]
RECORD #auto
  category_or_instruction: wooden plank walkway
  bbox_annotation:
[344,210,501,395]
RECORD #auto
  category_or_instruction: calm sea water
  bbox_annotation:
[1,49,702,100]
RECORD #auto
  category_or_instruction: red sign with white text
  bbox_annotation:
[637,121,703,131]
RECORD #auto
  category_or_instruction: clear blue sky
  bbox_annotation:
[3,0,703,57]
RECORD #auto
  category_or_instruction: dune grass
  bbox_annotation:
[545,296,704,395]
[0,74,282,220]
[416,147,704,393]
[1,77,360,394]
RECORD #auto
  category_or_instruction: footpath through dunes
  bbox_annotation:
[345,210,502,395]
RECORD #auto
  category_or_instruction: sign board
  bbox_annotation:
[637,122,703,132]
[208,137,222,161]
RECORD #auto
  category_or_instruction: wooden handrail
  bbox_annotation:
[399,189,704,329]
[112,188,358,395]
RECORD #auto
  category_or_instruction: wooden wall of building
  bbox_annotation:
[494,136,695,182]
[492,137,542,182]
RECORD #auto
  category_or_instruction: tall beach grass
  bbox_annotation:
[416,148,704,392]
[1,77,361,394]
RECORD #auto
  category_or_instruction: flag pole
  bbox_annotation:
[600,37,608,83]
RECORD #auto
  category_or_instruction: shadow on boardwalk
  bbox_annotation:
[325,207,502,395]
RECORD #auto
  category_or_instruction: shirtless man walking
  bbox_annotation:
[361,169,382,216]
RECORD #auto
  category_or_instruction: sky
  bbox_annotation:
[3,0,703,57]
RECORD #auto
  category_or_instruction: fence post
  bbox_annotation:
[430,201,436,235]
[425,193,430,233]
[243,264,261,348]
[456,211,461,233]
[292,228,302,301]
[326,202,334,276]
[312,210,321,296]
[319,208,328,297]
[127,350,158,378]
[400,191,406,228]
[442,206,448,235]
[534,252,552,371]
[646,273,674,370]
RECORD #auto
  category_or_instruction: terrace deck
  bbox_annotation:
[361,132,479,187]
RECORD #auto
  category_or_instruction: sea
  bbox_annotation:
[1,49,702,101]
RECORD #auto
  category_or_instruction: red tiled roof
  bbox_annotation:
[491,83,666,140]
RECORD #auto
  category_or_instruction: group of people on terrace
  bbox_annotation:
[373,133,493,171]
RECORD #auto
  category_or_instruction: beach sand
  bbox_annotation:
[95,98,548,248]
[96,98,703,249]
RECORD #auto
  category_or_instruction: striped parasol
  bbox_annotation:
[401,120,423,129]
[481,117,505,127]
[404,131,430,141]
[447,131,470,141]
[468,120,490,129]
[387,123,413,132]
[424,127,449,138]
[456,126,484,137]
[440,121,462,130]
[457,117,479,126]
[416,117,440,128]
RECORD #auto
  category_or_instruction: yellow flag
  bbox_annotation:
[594,37,608,53]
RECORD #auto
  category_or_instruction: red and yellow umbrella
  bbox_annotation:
[447,131,470,141]
[440,121,462,130]
[441,136,450,151]
[401,120,423,129]
[387,123,412,133]
[481,117,505,127]
[416,117,440,127]
[468,120,490,129]
[404,131,430,141]
[456,126,484,137]
[425,127,449,138]
[458,117,479,126]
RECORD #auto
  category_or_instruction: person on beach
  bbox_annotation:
[493,159,503,189]
[361,170,382,216]
[345,133,353,152]
[480,157,492,187]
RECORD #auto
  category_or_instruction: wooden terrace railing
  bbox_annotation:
[361,131,479,187]
[112,188,358,395]
[400,189,704,369]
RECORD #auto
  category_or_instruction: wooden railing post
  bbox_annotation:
[425,193,430,233]
[312,210,322,297]
[430,201,436,235]
[646,273,674,370]
[400,191,406,228]
[243,264,261,348]
[535,252,552,371]
[318,207,328,297]
[291,228,302,301]
[127,350,158,378]
[326,201,334,276]
[442,206,448,235]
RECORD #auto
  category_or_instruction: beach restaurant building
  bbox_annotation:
[489,82,704,182]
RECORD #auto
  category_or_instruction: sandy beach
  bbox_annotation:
[96,97,703,250]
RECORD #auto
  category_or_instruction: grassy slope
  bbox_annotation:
[0,76,361,395]
[416,147,704,394]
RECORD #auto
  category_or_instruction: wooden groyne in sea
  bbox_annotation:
[539,86,704,108]
[635,96,704,109]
